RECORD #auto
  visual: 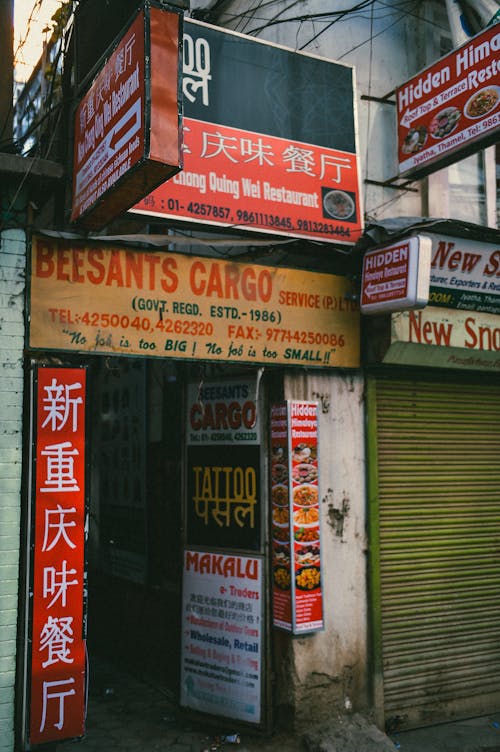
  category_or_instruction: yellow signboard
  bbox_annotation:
[30,236,360,368]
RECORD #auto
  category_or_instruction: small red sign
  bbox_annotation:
[72,6,182,229]
[29,367,87,745]
[361,236,431,315]
[397,23,500,178]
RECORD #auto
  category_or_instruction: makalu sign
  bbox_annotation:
[132,19,362,246]
[397,22,500,178]
[72,3,183,230]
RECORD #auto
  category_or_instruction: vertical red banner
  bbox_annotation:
[289,402,323,633]
[270,401,323,634]
[29,367,87,744]
[270,403,292,630]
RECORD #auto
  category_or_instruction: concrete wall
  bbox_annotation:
[213,0,427,224]
[273,371,367,726]
[0,229,25,752]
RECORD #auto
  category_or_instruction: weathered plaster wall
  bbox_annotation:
[0,229,25,752]
[274,370,367,726]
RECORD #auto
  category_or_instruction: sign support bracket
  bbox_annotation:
[364,177,419,192]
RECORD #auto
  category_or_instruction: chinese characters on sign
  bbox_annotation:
[271,401,324,634]
[133,19,362,245]
[181,550,263,724]
[30,237,361,369]
[72,7,182,229]
[30,368,87,745]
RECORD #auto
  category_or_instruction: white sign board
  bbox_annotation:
[181,549,263,724]
[361,235,431,315]
[383,306,500,371]
[428,233,500,314]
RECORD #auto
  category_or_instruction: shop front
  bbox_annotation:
[18,233,364,747]
[363,224,500,731]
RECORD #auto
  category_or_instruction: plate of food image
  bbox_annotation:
[292,463,318,485]
[294,526,320,544]
[295,543,321,567]
[272,505,290,525]
[295,565,321,591]
[293,484,319,508]
[273,525,291,543]
[402,125,427,154]
[273,542,291,567]
[274,565,291,590]
[293,505,319,526]
[272,463,288,485]
[464,86,500,119]
[292,443,317,463]
[323,190,355,220]
[272,484,289,506]
[429,107,461,139]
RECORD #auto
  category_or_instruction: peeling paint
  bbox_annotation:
[326,493,351,538]
[312,391,330,413]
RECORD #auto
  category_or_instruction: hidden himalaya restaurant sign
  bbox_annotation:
[397,22,500,178]
[270,401,324,634]
[132,18,362,245]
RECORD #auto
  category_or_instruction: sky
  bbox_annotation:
[14,0,62,82]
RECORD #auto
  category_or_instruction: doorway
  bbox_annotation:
[86,356,184,694]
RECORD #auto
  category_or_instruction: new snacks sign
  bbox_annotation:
[397,23,500,178]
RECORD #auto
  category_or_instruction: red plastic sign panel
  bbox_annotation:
[29,367,87,745]
[72,6,182,229]
[271,401,323,634]
[133,19,362,245]
[361,235,431,315]
[397,23,500,178]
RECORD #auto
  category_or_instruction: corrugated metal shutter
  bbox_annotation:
[371,376,500,730]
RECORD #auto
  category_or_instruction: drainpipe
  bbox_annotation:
[445,0,476,45]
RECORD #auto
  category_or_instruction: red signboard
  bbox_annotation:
[29,367,87,745]
[132,19,362,246]
[271,401,323,634]
[72,5,182,230]
[397,23,500,178]
[135,116,361,245]
[360,235,431,315]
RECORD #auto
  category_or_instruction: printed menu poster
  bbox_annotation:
[271,401,324,634]
[181,549,263,724]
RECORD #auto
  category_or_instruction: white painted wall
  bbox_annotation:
[209,0,428,224]
[280,371,367,723]
[0,229,25,752]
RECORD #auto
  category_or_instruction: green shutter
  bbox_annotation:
[368,376,500,730]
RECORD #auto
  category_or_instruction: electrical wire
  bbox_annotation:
[238,0,304,35]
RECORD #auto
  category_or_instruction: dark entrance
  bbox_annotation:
[86,357,184,694]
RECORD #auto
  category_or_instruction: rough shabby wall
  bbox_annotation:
[0,229,25,751]
[273,370,368,728]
